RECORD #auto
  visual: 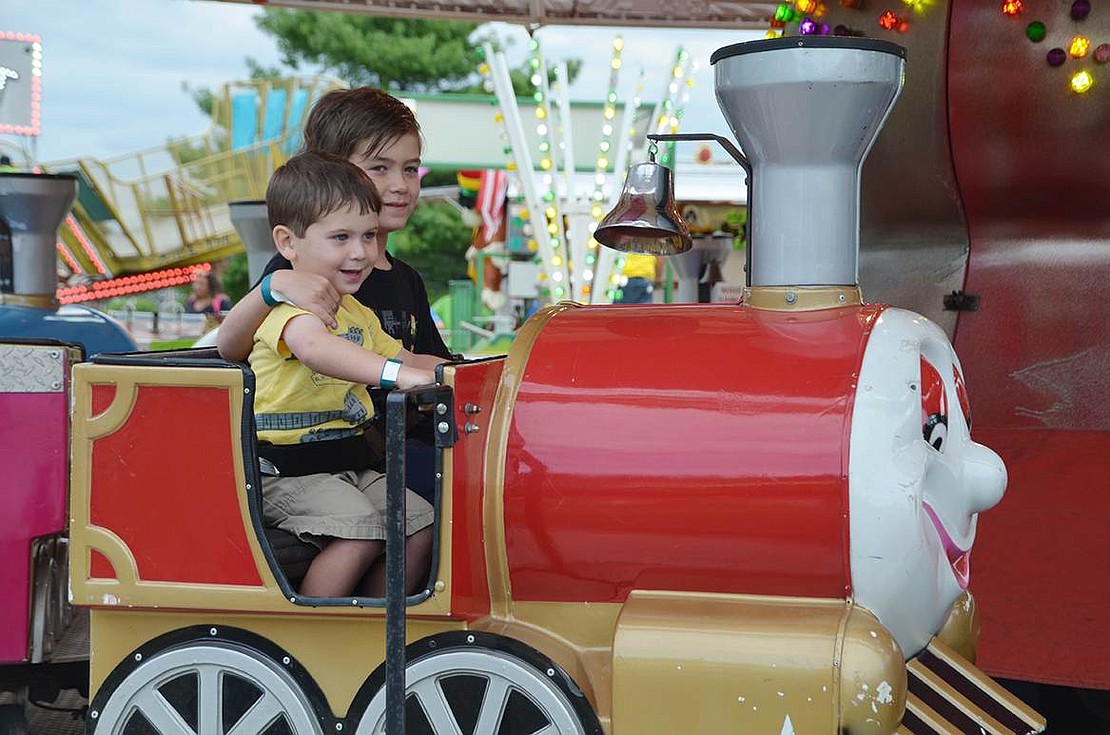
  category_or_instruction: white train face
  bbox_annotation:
[849,308,1007,657]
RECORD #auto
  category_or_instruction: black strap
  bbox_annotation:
[257,433,383,477]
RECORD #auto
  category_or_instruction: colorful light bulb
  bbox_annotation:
[1002,0,1024,17]
[1026,21,1046,43]
[1070,70,1093,93]
[1069,36,1091,58]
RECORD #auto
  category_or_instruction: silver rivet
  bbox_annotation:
[351,599,358,605]
[785,291,797,304]
[335,723,343,731]
[437,421,449,433]
[289,596,297,603]
[90,711,99,719]
[51,381,61,390]
[49,350,60,359]
[464,422,480,434]
[283,656,291,665]
[210,627,218,635]
[436,403,448,415]
[464,403,481,414]
[134,653,142,661]
[466,634,475,643]
[244,387,251,394]
[245,484,252,491]
[546,668,555,676]
[838,293,846,303]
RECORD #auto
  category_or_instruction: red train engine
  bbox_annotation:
[59,37,1046,734]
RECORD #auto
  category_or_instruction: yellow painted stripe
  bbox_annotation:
[908,659,1011,735]
[905,691,960,735]
[927,641,1047,732]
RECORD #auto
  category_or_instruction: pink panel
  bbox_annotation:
[0,391,68,663]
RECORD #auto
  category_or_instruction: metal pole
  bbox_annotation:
[384,389,408,735]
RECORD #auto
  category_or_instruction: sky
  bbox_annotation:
[0,0,763,165]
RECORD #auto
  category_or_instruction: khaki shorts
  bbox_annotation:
[262,469,434,548]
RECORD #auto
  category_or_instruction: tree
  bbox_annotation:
[256,10,482,92]
[389,201,472,302]
[254,9,580,95]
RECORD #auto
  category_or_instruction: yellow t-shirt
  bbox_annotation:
[621,253,658,280]
[250,295,403,446]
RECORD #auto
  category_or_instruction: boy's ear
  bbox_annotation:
[272,225,297,262]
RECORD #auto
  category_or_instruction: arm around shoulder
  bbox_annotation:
[216,269,343,361]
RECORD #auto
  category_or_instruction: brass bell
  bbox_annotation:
[594,161,692,255]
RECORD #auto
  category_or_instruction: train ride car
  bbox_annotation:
[64,38,1044,735]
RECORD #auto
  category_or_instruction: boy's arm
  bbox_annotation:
[396,349,448,371]
[217,269,343,361]
[284,314,435,390]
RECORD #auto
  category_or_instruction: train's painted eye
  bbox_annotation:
[924,413,948,451]
[921,357,948,451]
[953,365,971,431]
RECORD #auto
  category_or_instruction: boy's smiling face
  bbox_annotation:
[350,132,421,234]
[274,202,380,296]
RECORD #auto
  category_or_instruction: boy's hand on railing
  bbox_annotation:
[397,367,436,391]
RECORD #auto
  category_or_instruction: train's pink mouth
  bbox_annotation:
[923,502,970,590]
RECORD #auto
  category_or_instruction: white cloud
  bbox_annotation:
[2,0,284,162]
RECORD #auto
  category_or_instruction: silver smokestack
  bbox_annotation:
[711,37,904,289]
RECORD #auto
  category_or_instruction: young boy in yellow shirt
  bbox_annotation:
[251,151,444,598]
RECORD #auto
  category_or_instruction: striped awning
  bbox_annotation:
[899,640,1046,735]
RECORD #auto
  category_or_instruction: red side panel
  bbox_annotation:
[0,390,68,663]
[448,359,502,619]
[89,384,261,586]
[973,428,1110,690]
[948,1,1110,687]
[502,304,880,603]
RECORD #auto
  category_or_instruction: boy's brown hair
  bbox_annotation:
[303,88,422,162]
[266,151,381,236]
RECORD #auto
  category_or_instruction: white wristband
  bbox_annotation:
[379,358,403,389]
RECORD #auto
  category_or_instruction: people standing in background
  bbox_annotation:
[185,269,231,314]
[615,253,663,304]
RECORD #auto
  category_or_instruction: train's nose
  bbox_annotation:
[963,440,1007,514]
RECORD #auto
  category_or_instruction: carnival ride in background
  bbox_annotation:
[45,76,338,304]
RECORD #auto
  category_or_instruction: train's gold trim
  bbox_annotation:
[87,609,464,719]
[69,362,453,616]
[472,601,622,730]
[936,591,979,664]
[744,284,863,311]
[482,302,580,618]
[611,591,906,734]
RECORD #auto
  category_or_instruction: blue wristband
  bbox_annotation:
[380,358,403,389]
[259,273,280,307]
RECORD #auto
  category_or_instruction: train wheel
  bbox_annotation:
[355,639,598,735]
[88,641,322,735]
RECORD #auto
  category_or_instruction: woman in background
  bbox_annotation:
[185,269,231,314]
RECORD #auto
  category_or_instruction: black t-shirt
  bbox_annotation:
[260,251,454,360]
